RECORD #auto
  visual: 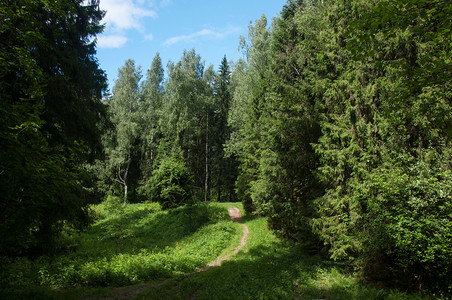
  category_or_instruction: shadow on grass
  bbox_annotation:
[139,223,416,300]
[0,203,236,299]
[80,204,228,258]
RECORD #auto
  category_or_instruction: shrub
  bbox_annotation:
[360,151,452,293]
[150,157,194,209]
[103,195,123,215]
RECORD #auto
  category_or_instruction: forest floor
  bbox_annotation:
[97,205,427,300]
[1,202,431,299]
[101,206,249,299]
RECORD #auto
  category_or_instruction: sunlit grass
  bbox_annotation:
[0,201,242,299]
[1,202,434,299]
[140,207,432,300]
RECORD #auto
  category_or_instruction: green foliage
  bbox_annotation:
[211,56,238,202]
[150,157,194,209]
[97,195,125,216]
[138,53,165,195]
[227,15,272,213]
[141,210,426,300]
[101,59,142,204]
[228,0,451,295]
[160,50,214,195]
[99,50,238,204]
[0,0,106,255]
[0,202,238,293]
[360,151,452,291]
[1,0,450,296]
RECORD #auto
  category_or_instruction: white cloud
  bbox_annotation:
[97,35,128,48]
[100,0,157,33]
[163,27,241,47]
[144,33,154,41]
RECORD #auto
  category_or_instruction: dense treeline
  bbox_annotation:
[1,0,450,295]
[228,0,451,293]
[97,52,238,208]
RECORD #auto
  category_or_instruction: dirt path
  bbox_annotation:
[198,207,248,270]
[103,207,249,299]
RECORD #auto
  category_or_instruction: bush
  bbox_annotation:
[150,157,194,209]
[92,196,161,220]
[360,151,452,293]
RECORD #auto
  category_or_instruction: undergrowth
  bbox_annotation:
[1,202,439,299]
[141,206,437,300]
[0,200,240,298]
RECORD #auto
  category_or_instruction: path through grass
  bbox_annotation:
[0,202,242,299]
[138,204,429,300]
[1,202,432,299]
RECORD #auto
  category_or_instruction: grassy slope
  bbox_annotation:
[0,202,242,299]
[139,204,430,300]
[1,202,433,299]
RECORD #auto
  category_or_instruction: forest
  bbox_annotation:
[1,0,451,298]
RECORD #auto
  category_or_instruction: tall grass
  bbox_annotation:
[1,202,437,299]
[140,206,434,300]
[0,200,241,298]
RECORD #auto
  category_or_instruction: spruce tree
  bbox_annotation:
[0,0,106,254]
[228,15,272,212]
[212,56,237,202]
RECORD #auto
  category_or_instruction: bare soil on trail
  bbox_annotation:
[198,207,249,270]
[101,207,249,299]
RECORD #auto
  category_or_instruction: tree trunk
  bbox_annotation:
[204,109,209,202]
[217,168,222,202]
[124,183,128,205]
[122,158,131,205]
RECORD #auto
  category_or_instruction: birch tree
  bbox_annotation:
[105,59,141,204]
[138,53,165,197]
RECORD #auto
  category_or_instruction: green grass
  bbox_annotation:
[138,205,432,300]
[1,202,435,299]
[0,201,241,299]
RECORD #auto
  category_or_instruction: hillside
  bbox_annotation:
[1,202,430,299]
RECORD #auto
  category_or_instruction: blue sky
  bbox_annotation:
[95,0,287,90]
